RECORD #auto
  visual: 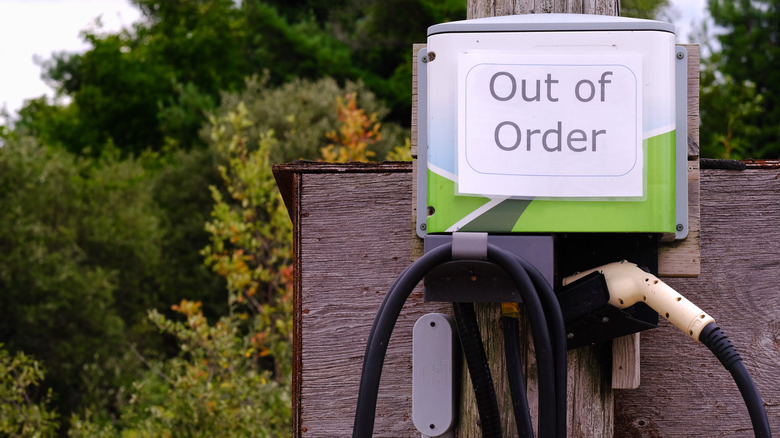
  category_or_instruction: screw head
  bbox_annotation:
[677,51,685,59]
[676,224,684,231]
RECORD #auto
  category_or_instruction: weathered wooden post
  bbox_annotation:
[453,2,619,437]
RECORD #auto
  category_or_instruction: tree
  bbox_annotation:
[69,99,294,438]
[213,75,407,163]
[18,0,461,157]
[320,92,381,162]
[701,0,780,158]
[0,136,149,419]
[68,301,291,438]
[620,0,670,19]
[21,0,360,155]
[0,345,59,437]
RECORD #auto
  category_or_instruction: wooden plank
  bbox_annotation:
[283,162,780,436]
[466,0,618,15]
[657,44,702,278]
[682,44,700,160]
[612,334,641,389]
[298,170,452,437]
[275,162,414,437]
[615,168,780,437]
[411,44,425,160]
[658,160,701,277]
[291,170,303,436]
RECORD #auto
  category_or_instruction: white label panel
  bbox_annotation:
[457,52,643,198]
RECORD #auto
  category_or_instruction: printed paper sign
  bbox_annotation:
[457,52,643,198]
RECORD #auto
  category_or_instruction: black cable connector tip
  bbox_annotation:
[699,322,742,369]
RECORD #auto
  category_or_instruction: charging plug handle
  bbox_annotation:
[563,261,772,438]
[563,260,714,341]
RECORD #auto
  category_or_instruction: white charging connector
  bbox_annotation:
[562,260,715,341]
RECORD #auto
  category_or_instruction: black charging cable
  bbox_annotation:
[453,301,502,437]
[699,323,772,438]
[563,260,772,438]
[352,243,568,438]
[508,251,568,438]
[353,244,450,437]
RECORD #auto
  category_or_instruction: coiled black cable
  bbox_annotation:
[502,314,534,438]
[486,245,560,438]
[353,244,451,437]
[699,322,772,438]
[453,302,502,437]
[509,252,568,438]
[353,242,566,438]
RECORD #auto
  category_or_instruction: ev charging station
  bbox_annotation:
[352,13,772,438]
[416,13,687,238]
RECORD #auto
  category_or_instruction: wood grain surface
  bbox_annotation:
[283,166,613,436]
[276,162,780,437]
[298,171,448,437]
[467,0,619,18]
[615,168,780,437]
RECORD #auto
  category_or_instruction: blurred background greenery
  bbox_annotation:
[0,0,777,435]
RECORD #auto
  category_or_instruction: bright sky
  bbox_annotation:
[0,0,708,121]
[0,0,141,117]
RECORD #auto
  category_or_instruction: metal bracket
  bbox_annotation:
[423,234,553,303]
[675,45,689,240]
[451,232,488,260]
[416,48,430,238]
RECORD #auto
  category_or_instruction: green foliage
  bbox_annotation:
[386,138,414,161]
[69,99,293,438]
[700,61,764,159]
[701,0,780,158]
[150,146,228,320]
[69,301,290,438]
[203,102,293,312]
[0,136,173,422]
[0,137,123,412]
[20,0,457,157]
[214,75,408,163]
[0,345,59,437]
[39,32,174,154]
[15,97,103,155]
[202,104,293,386]
[620,0,670,19]
[23,0,365,155]
[324,0,466,120]
[321,93,381,162]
